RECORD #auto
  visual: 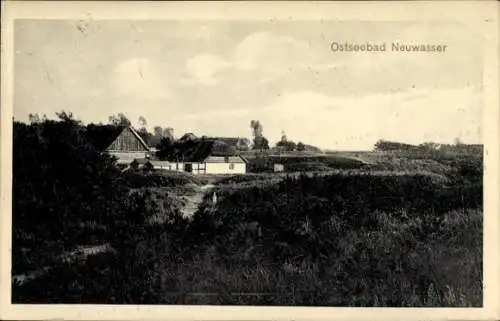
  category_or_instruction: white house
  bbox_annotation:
[204,155,247,175]
[141,137,249,175]
[165,156,247,175]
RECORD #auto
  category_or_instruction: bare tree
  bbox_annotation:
[138,116,147,128]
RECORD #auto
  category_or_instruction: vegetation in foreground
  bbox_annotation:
[12,116,483,307]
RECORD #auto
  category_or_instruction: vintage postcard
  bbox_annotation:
[1,1,499,320]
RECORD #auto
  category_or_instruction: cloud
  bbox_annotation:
[182,31,335,87]
[182,32,311,86]
[181,26,480,94]
[185,54,231,86]
[231,31,311,73]
[172,86,481,150]
[111,57,171,99]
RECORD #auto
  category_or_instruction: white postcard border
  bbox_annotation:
[1,1,498,320]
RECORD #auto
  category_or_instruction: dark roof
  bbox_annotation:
[183,140,215,162]
[208,137,250,147]
[179,133,198,141]
[85,124,125,151]
[210,137,240,146]
[85,124,150,152]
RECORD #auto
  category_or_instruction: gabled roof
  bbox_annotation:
[85,124,150,152]
[238,155,249,163]
[121,126,150,151]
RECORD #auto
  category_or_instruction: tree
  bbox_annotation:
[156,136,173,160]
[138,116,147,128]
[12,113,125,274]
[276,140,296,152]
[163,127,174,140]
[418,142,438,152]
[276,130,296,151]
[286,141,296,151]
[280,130,287,143]
[250,120,263,138]
[56,111,81,126]
[236,138,251,151]
[297,142,305,151]
[153,126,163,137]
[108,113,131,127]
[149,126,174,148]
[28,113,41,124]
[253,136,270,150]
[250,120,269,150]
[374,139,417,151]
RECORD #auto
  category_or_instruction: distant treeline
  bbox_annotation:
[374,140,483,154]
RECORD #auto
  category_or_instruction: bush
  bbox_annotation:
[182,170,482,306]
[12,119,127,274]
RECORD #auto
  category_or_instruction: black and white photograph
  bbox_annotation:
[1,1,499,320]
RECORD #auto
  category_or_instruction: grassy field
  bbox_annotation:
[243,152,368,173]
[241,148,481,175]
[178,158,482,306]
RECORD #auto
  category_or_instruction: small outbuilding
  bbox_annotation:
[274,163,285,172]
[148,160,174,171]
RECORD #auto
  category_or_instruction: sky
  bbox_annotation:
[14,20,483,150]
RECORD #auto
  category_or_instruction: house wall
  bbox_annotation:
[166,161,246,175]
[110,151,148,164]
[184,163,206,175]
[152,163,173,170]
[205,162,246,174]
[164,162,206,174]
[172,162,184,172]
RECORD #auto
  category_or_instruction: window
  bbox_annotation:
[229,163,235,170]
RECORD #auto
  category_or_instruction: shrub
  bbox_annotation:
[182,170,482,306]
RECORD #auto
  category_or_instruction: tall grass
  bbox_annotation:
[13,159,482,307]
[180,171,482,306]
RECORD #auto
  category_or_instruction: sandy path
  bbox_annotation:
[179,183,215,218]
[12,244,113,286]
